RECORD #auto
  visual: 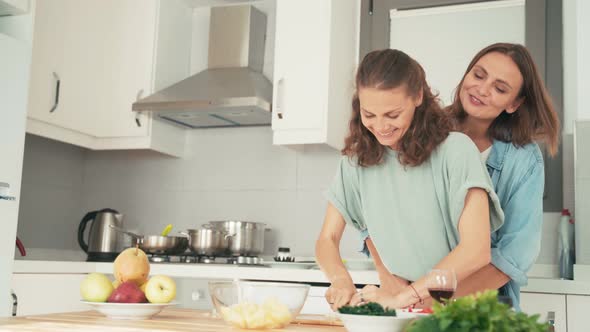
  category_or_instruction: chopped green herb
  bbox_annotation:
[406,290,550,332]
[338,302,397,316]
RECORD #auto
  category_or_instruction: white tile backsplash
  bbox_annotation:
[181,127,297,191]
[17,135,86,251]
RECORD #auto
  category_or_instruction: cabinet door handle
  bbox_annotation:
[11,290,17,317]
[276,78,285,119]
[546,311,555,331]
[0,182,16,201]
[49,72,60,113]
[135,89,144,127]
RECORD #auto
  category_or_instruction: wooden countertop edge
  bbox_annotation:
[0,308,346,331]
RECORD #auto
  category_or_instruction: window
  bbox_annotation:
[359,0,563,212]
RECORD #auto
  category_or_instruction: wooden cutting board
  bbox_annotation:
[293,314,343,326]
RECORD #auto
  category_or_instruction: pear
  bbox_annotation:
[113,247,150,286]
[107,281,148,303]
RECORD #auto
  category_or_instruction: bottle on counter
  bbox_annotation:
[558,208,575,280]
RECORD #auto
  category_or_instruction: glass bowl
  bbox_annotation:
[209,281,310,329]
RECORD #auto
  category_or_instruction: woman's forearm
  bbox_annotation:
[391,242,492,307]
[455,263,510,297]
[316,237,352,284]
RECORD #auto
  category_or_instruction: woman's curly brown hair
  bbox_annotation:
[342,49,452,167]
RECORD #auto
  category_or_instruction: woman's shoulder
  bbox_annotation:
[492,140,544,166]
[429,132,480,166]
[438,132,479,153]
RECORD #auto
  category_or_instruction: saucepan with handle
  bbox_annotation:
[180,225,232,257]
[109,225,188,255]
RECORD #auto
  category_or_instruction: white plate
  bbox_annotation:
[265,261,317,269]
[338,313,413,332]
[81,301,177,320]
[396,308,431,318]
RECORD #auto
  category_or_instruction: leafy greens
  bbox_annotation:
[406,290,550,332]
[338,302,397,316]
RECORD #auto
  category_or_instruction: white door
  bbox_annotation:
[65,0,155,138]
[26,0,69,125]
[520,292,567,332]
[11,274,88,316]
[566,295,590,332]
[271,0,330,131]
[0,34,29,317]
[28,0,155,138]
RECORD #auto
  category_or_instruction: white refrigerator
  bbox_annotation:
[0,33,30,317]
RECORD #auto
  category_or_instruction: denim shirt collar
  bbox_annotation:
[486,140,509,171]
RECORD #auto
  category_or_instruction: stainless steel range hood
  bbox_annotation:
[132,5,272,128]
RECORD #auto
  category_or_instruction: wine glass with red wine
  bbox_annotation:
[426,269,457,304]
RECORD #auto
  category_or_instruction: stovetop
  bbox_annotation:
[147,253,266,266]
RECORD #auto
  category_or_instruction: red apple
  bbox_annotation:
[107,281,147,303]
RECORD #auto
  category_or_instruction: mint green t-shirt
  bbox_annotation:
[326,132,504,281]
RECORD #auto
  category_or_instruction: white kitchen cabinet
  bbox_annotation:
[11,273,88,316]
[0,34,29,317]
[271,0,359,150]
[26,0,186,157]
[0,0,28,15]
[520,292,567,332]
[566,295,590,332]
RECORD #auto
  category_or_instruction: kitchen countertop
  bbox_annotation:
[12,260,590,296]
[0,308,345,331]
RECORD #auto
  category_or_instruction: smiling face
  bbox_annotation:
[459,52,524,124]
[359,86,422,150]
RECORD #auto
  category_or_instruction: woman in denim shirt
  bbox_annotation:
[445,43,560,310]
[361,43,560,311]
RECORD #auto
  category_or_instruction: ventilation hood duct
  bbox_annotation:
[132,5,272,128]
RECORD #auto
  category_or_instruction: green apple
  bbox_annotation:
[144,275,176,303]
[80,273,114,302]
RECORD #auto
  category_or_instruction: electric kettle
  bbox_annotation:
[77,208,123,262]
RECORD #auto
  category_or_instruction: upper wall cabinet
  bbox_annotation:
[271,0,359,150]
[26,0,188,157]
[0,0,28,15]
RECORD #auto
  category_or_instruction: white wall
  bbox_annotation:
[563,0,590,265]
[16,135,86,252]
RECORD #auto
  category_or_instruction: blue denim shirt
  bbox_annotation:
[357,140,544,311]
[487,140,545,311]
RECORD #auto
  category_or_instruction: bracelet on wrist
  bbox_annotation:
[409,284,424,306]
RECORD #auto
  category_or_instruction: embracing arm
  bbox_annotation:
[458,159,545,297]
[316,203,357,310]
[354,188,491,308]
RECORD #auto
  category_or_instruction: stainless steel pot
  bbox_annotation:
[109,225,188,255]
[207,220,266,256]
[182,228,231,257]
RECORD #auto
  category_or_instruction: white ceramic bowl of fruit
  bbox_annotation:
[209,281,310,329]
[80,248,177,320]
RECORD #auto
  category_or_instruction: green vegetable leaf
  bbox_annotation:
[405,290,549,332]
[337,302,397,316]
